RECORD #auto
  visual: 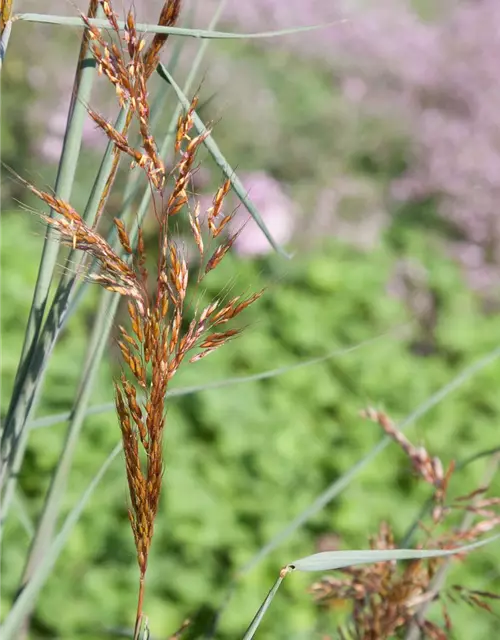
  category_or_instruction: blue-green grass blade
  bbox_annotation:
[242,572,288,640]
[157,63,289,257]
[29,330,399,430]
[12,488,34,539]
[0,106,129,525]
[0,442,122,640]
[288,534,500,571]
[17,13,344,40]
[0,4,103,523]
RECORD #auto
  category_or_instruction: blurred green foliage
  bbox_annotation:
[2,211,499,639]
[1,11,499,639]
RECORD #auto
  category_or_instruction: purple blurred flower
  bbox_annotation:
[198,171,296,256]
[229,171,296,255]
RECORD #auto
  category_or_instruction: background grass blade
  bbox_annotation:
[241,572,288,640]
[12,489,34,539]
[288,534,500,571]
[28,329,400,429]
[157,63,289,257]
[0,106,129,525]
[16,13,343,40]
[0,4,102,492]
[15,289,117,629]
[0,442,123,640]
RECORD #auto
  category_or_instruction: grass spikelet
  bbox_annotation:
[204,229,240,275]
[142,0,182,77]
[114,218,133,254]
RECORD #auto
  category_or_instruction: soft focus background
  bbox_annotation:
[2,0,500,638]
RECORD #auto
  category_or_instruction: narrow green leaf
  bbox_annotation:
[242,572,288,640]
[288,534,500,572]
[29,330,399,430]
[12,488,34,539]
[0,442,122,640]
[457,445,500,470]
[157,63,289,257]
[0,5,104,522]
[15,289,117,622]
[17,13,344,40]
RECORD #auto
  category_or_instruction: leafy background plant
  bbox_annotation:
[2,0,500,638]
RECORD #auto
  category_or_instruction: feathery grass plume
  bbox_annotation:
[113,97,263,639]
[310,410,500,639]
[17,2,262,634]
[81,0,182,220]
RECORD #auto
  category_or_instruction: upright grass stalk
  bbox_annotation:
[0,106,129,524]
[0,0,102,508]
